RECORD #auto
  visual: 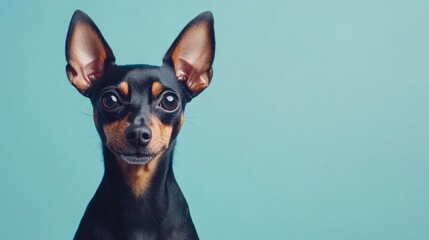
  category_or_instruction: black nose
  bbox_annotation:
[125,125,152,147]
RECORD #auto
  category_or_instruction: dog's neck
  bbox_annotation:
[99,145,179,232]
[82,143,198,239]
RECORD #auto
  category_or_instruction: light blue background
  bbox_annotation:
[0,0,428,239]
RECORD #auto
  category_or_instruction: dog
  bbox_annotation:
[65,10,215,240]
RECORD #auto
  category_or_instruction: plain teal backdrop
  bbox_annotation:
[1,0,428,239]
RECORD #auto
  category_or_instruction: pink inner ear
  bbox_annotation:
[67,24,108,93]
[171,22,213,95]
[175,58,212,94]
[175,59,193,80]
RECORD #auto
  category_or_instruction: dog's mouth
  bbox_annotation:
[108,145,168,165]
[118,152,156,165]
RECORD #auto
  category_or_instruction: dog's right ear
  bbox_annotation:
[163,12,215,99]
[65,10,115,97]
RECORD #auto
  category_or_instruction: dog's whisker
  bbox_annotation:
[184,119,198,126]
[79,110,93,117]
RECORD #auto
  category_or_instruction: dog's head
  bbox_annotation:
[65,10,215,168]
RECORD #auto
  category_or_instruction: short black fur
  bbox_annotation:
[65,10,215,240]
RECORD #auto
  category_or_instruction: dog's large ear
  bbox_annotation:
[163,12,215,98]
[65,10,115,97]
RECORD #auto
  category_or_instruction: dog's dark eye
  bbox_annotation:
[160,92,179,112]
[101,92,121,110]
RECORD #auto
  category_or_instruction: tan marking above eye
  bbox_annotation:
[118,81,129,96]
[151,81,163,97]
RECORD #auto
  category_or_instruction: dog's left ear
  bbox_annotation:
[163,12,215,98]
[65,10,115,97]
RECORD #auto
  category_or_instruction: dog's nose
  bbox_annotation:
[125,125,152,147]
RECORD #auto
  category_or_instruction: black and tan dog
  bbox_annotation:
[65,10,215,240]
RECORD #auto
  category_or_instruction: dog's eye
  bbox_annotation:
[160,92,179,112]
[101,92,121,110]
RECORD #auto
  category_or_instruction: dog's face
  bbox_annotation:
[91,66,185,166]
[65,11,214,171]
